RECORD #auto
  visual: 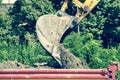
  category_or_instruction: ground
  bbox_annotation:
[0,61,53,69]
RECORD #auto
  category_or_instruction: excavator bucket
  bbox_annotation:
[36,12,74,65]
[36,0,100,66]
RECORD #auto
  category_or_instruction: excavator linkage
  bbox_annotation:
[36,0,100,66]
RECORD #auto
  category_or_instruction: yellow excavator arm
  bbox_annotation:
[36,0,100,67]
[61,0,100,23]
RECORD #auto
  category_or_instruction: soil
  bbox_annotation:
[0,60,88,69]
[0,61,54,69]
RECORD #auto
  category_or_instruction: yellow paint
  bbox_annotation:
[60,0,100,20]
[61,0,68,11]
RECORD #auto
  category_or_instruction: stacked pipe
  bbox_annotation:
[0,62,118,80]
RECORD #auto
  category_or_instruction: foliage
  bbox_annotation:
[63,32,119,68]
[0,13,11,34]
[0,0,2,5]
[0,13,12,44]
[116,45,120,61]
[8,0,55,44]
[0,40,51,64]
[116,71,120,80]
[79,0,120,47]
[97,0,120,47]
[49,0,63,11]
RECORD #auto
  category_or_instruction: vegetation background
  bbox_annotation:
[0,0,120,79]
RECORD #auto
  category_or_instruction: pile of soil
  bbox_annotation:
[0,61,53,69]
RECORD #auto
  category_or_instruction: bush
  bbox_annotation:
[116,71,120,80]
[63,32,119,68]
[0,40,51,65]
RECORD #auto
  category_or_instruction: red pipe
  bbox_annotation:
[0,69,107,74]
[0,62,118,80]
[0,74,108,79]
[0,69,108,79]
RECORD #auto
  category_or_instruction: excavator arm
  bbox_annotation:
[36,0,100,67]
[61,0,100,24]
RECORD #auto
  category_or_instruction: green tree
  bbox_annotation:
[8,0,55,44]
[0,13,12,43]
[79,0,120,48]
[100,0,120,47]
[0,0,2,5]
